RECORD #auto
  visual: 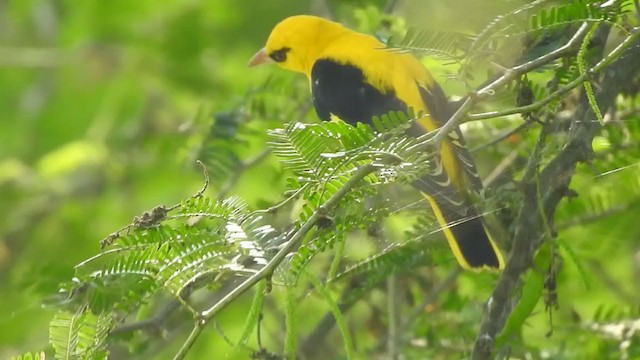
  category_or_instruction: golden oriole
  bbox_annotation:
[249,15,504,270]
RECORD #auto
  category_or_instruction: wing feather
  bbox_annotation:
[416,82,484,194]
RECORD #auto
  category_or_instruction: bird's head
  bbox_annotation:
[248,15,346,76]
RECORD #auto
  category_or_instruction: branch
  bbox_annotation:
[467,28,640,121]
[408,23,590,152]
[111,300,182,336]
[173,164,377,360]
[471,27,640,360]
[249,183,310,217]
[470,121,529,153]
[480,23,590,94]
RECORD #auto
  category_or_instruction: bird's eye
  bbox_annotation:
[269,47,290,62]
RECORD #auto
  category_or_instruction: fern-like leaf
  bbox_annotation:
[65,195,274,313]
[49,310,112,360]
[387,28,471,63]
[10,353,46,360]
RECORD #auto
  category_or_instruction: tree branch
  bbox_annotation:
[470,121,529,153]
[467,28,640,121]
[408,23,590,152]
[471,27,640,360]
[111,299,182,336]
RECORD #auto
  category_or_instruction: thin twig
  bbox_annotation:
[470,121,529,153]
[482,149,521,188]
[479,23,590,95]
[99,161,210,248]
[467,28,640,121]
[111,300,182,336]
[249,183,310,217]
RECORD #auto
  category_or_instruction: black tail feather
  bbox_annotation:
[438,203,502,269]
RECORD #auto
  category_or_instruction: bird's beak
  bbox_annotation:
[248,47,271,67]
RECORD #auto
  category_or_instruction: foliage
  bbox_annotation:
[49,310,112,360]
[1,1,639,359]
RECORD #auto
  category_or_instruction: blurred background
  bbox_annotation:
[1,0,639,359]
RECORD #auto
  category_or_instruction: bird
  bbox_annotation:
[248,15,504,270]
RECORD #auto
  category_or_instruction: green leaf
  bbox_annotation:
[495,242,551,347]
[303,270,354,360]
[236,280,267,347]
[11,352,46,360]
[49,309,112,360]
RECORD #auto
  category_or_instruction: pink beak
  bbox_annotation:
[248,47,271,67]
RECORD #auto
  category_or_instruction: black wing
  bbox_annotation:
[310,59,406,125]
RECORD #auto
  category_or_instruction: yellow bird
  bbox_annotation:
[249,15,504,270]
